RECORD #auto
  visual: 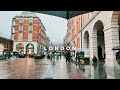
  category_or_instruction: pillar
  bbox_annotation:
[89,35,98,62]
[104,25,119,68]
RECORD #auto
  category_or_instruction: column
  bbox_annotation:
[13,42,16,52]
[89,35,98,62]
[104,25,119,68]
[34,42,38,54]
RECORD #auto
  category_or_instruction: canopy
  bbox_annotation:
[112,46,120,50]
[31,11,92,19]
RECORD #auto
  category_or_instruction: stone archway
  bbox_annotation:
[93,20,105,61]
[110,11,120,67]
[83,31,89,56]
[116,13,120,45]
[16,43,24,54]
[26,43,34,56]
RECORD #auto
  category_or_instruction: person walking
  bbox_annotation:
[75,51,79,63]
[59,52,61,60]
[92,55,97,64]
[56,53,59,60]
[7,50,10,60]
[52,52,55,60]
[66,50,71,63]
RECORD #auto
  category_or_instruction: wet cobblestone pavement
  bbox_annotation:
[1,56,120,79]
[0,56,86,79]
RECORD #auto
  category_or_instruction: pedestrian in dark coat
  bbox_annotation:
[76,51,79,63]
[66,50,71,63]
[92,55,97,64]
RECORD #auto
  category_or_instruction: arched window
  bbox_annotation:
[16,43,24,53]
[26,43,34,55]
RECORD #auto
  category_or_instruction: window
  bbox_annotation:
[19,25,23,32]
[29,25,33,32]
[19,18,24,24]
[29,18,33,25]
[28,33,32,41]
[18,33,23,41]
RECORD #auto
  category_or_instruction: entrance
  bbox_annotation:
[26,43,34,56]
[16,43,24,54]
[98,46,103,60]
[83,31,89,56]
[93,20,105,61]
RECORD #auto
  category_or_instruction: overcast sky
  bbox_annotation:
[0,11,67,45]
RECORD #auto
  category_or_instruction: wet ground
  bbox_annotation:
[0,56,86,79]
[73,61,120,79]
[0,56,120,79]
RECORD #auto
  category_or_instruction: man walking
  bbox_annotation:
[66,50,71,63]
[76,51,79,63]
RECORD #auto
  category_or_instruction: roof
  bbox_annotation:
[15,11,38,18]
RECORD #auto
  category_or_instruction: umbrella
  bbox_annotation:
[31,11,92,19]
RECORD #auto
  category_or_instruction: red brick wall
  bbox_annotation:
[33,25,39,31]
[14,17,45,43]
[15,25,19,31]
[14,32,18,41]
[24,19,29,24]
[23,25,29,31]
[23,32,28,41]
[0,38,13,51]
[32,32,38,41]
[15,19,19,24]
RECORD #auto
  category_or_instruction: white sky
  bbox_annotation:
[0,11,67,45]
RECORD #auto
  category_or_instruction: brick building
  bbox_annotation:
[12,11,49,55]
[64,11,96,53]
[64,11,120,71]
[0,33,13,51]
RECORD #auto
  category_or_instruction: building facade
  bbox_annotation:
[12,12,50,55]
[0,33,13,51]
[64,11,120,70]
[64,11,96,53]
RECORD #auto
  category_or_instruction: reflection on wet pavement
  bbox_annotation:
[73,61,120,79]
[0,56,120,79]
[0,58,53,79]
[45,57,86,79]
[0,56,86,79]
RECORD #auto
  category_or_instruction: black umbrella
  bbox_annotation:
[31,11,92,19]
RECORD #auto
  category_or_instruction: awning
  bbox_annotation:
[112,46,120,50]
[31,11,92,19]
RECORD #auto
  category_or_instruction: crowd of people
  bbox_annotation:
[65,50,81,63]
[2,49,101,65]
[47,52,62,60]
